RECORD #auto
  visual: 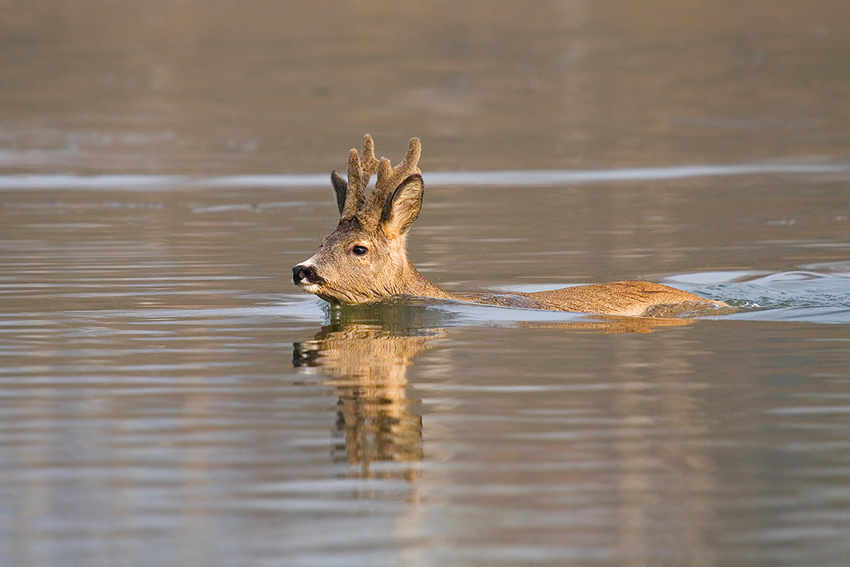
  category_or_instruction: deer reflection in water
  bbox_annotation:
[292,301,699,481]
[293,309,443,480]
[293,305,718,561]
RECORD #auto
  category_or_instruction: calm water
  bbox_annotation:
[2,2,850,566]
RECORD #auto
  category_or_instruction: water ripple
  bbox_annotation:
[0,161,847,190]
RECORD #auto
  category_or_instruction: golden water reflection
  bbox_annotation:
[291,302,703,483]
[290,307,726,564]
[293,312,442,480]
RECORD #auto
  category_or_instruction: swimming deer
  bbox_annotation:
[293,135,729,317]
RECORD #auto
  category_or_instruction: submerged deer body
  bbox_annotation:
[293,135,728,317]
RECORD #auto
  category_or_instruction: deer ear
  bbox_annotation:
[380,174,424,236]
[330,170,347,215]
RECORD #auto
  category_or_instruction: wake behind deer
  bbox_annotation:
[293,135,730,317]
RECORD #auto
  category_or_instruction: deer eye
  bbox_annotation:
[351,245,368,256]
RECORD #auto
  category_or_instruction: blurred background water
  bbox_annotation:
[2,1,850,566]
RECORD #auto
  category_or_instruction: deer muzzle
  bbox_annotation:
[292,264,325,286]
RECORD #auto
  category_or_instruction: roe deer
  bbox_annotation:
[293,135,730,317]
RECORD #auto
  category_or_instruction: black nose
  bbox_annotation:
[292,264,317,285]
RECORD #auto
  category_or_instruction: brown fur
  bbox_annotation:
[293,135,731,317]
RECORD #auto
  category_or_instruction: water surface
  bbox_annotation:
[2,2,850,566]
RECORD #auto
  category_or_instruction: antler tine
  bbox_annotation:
[339,134,380,219]
[361,137,422,224]
[360,134,379,175]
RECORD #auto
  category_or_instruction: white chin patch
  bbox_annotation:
[299,283,320,293]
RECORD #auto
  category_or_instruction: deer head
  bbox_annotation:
[293,135,425,305]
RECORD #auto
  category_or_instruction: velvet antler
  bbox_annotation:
[360,137,422,227]
[331,134,379,219]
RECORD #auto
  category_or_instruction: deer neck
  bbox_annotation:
[399,264,463,302]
